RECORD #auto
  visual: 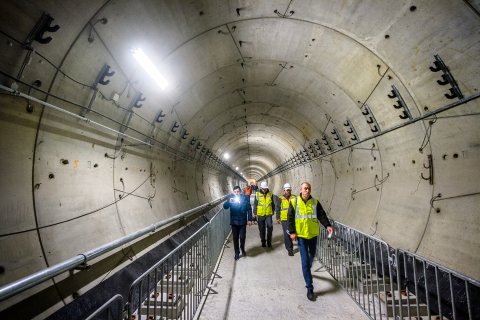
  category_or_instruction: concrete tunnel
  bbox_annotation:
[0,1,479,319]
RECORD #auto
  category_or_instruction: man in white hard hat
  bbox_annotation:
[253,181,276,247]
[276,182,296,256]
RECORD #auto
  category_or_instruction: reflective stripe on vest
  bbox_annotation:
[279,195,296,221]
[256,191,273,216]
[293,196,319,239]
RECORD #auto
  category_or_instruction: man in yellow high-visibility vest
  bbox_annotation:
[276,182,296,256]
[287,182,334,301]
[253,181,276,248]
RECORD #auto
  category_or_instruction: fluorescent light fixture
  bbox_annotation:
[235,167,239,170]
[132,48,168,90]
[223,152,230,160]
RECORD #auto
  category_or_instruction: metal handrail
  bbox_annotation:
[0,195,228,301]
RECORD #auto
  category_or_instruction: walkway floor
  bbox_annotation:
[198,222,370,320]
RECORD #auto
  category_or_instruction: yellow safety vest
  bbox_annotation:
[279,194,296,221]
[255,191,274,216]
[291,196,319,239]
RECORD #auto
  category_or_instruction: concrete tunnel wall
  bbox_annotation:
[0,0,479,315]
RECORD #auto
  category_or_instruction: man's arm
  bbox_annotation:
[243,196,253,221]
[273,195,280,220]
[223,196,231,209]
[287,202,296,234]
[315,201,331,227]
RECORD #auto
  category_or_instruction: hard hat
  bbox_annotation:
[260,181,268,189]
[283,183,292,190]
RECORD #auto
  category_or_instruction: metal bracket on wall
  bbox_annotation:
[388,85,412,120]
[26,12,60,45]
[361,104,381,133]
[81,64,115,117]
[322,134,332,151]
[331,127,345,147]
[430,54,464,99]
[344,118,359,141]
[421,154,434,185]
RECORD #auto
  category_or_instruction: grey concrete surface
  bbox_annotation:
[199,223,369,320]
[0,1,479,317]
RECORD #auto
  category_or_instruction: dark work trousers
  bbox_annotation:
[231,224,247,255]
[257,215,273,245]
[281,220,293,251]
[298,236,318,289]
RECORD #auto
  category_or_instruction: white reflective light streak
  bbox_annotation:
[132,48,168,90]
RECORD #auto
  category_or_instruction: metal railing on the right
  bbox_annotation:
[317,221,480,320]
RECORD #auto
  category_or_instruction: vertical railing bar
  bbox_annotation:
[396,251,403,320]
[388,249,396,319]
[435,265,442,319]
[449,273,456,319]
[365,238,378,314]
[413,256,420,319]
[424,261,431,319]
[402,251,411,320]
[465,280,472,320]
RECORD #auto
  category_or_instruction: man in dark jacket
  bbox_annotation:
[287,182,333,301]
[223,185,253,260]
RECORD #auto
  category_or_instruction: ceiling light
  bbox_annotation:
[132,48,168,90]
[223,152,230,160]
[235,167,239,170]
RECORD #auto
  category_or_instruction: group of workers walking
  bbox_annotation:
[223,181,334,301]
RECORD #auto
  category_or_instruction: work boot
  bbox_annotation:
[234,253,240,261]
[267,241,272,248]
[307,288,314,301]
[288,250,294,256]
[241,249,247,256]
[261,241,266,247]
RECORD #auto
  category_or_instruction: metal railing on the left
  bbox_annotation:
[0,196,227,302]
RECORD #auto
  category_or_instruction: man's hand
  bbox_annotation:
[327,226,334,236]
[276,219,281,224]
[253,214,257,220]
[247,221,253,226]
[290,233,297,241]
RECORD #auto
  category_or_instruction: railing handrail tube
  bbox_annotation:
[0,195,227,302]
[396,248,480,286]
[332,220,391,249]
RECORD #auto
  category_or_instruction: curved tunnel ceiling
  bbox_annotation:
[1,1,476,182]
[81,1,436,181]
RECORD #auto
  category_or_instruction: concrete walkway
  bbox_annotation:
[198,222,370,320]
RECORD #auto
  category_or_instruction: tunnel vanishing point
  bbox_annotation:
[0,1,479,319]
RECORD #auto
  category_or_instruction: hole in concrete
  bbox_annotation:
[453,153,459,158]
[412,160,416,164]
[385,34,390,39]
[61,159,69,165]
[199,11,204,16]
[393,163,396,167]
[94,163,98,168]
[48,173,54,179]
[410,5,417,11]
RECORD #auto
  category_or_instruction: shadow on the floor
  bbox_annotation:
[243,234,285,257]
[312,274,341,297]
